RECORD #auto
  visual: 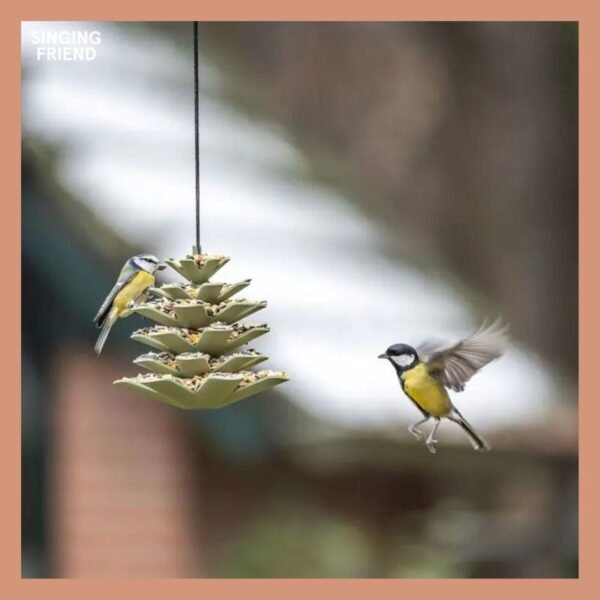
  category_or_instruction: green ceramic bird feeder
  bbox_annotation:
[114,250,289,409]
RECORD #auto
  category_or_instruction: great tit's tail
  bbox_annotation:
[449,409,491,452]
[95,311,116,355]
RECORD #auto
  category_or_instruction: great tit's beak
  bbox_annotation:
[378,353,389,359]
[157,262,167,271]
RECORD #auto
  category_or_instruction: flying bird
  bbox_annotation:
[378,319,509,453]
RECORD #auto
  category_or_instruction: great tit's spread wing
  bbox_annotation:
[414,337,446,359]
[418,319,509,392]
[93,260,138,328]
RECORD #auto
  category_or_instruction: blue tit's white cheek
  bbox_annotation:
[134,258,156,272]
[391,354,414,368]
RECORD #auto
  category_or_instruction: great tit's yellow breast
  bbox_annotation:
[114,271,155,314]
[401,362,452,417]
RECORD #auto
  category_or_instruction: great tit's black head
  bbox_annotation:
[378,343,419,371]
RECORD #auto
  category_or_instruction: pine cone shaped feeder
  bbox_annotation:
[114,251,289,409]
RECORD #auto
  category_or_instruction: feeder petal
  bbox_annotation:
[192,326,234,355]
[131,332,169,351]
[225,325,270,352]
[228,373,289,403]
[191,375,245,409]
[152,284,191,300]
[151,330,197,354]
[195,282,225,303]
[215,353,268,373]
[133,354,179,375]
[134,305,179,327]
[194,280,252,303]
[216,300,267,324]
[218,279,252,302]
[175,353,211,377]
[114,378,182,407]
[172,303,211,328]
[141,377,201,407]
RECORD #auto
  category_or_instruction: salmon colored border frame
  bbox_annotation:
[4,0,595,596]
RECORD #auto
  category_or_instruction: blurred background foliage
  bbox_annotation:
[22,22,577,578]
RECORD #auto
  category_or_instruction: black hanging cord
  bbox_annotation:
[193,21,201,254]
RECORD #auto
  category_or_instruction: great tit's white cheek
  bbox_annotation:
[391,354,414,368]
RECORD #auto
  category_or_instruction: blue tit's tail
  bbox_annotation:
[95,313,115,355]
[450,409,491,452]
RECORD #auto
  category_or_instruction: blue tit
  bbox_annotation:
[378,319,509,453]
[93,254,166,355]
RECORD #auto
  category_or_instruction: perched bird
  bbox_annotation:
[378,319,509,453]
[93,254,166,355]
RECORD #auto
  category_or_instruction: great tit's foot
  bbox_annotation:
[425,418,441,454]
[408,425,426,441]
[408,417,430,442]
[425,439,439,454]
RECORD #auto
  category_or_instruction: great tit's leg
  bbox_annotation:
[425,418,441,454]
[408,416,430,441]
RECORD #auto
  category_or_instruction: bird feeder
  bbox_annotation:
[114,250,289,409]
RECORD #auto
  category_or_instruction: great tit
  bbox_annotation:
[378,319,509,453]
[93,254,166,355]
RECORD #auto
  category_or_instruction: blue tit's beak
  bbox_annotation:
[157,262,167,271]
[378,353,389,359]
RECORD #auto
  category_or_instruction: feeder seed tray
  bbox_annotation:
[131,323,270,356]
[133,349,268,377]
[115,370,289,410]
[133,297,267,329]
[150,279,251,303]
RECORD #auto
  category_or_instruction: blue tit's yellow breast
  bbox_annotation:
[401,362,452,417]
[114,271,155,313]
